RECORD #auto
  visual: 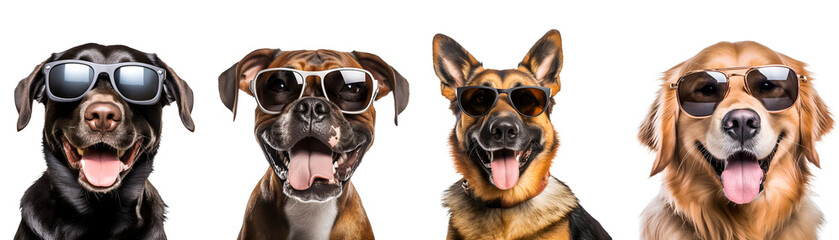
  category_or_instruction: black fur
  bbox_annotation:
[568,206,612,240]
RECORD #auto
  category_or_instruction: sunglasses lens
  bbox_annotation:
[114,66,160,102]
[459,88,497,116]
[510,87,548,117]
[678,71,729,116]
[48,63,94,99]
[747,67,798,111]
[254,70,304,112]
[323,70,374,112]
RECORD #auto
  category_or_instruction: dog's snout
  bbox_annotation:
[488,116,522,143]
[84,102,122,133]
[722,109,760,143]
[294,98,330,124]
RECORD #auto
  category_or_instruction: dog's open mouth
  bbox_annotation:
[698,134,782,204]
[471,142,537,190]
[61,136,143,189]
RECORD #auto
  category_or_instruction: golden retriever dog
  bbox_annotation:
[638,41,833,239]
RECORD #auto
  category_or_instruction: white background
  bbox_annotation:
[1,0,837,239]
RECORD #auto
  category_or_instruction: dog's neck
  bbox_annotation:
[282,196,338,239]
[42,139,152,215]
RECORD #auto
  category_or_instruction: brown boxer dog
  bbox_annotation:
[219,49,409,239]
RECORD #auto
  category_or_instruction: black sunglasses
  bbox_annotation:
[43,60,166,105]
[672,65,804,117]
[456,86,551,117]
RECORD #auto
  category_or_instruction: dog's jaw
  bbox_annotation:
[60,135,145,193]
[697,134,783,204]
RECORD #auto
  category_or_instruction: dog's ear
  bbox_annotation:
[14,57,53,131]
[797,73,834,168]
[351,51,410,126]
[149,54,195,132]
[639,65,682,176]
[432,33,483,101]
[218,48,281,120]
[519,29,563,97]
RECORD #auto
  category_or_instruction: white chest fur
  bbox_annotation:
[283,197,338,240]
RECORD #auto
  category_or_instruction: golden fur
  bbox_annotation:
[639,41,833,239]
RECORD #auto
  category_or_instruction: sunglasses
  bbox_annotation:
[249,67,379,114]
[43,60,166,105]
[456,86,551,117]
[671,65,805,117]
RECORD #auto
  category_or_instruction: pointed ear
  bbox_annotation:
[797,76,834,168]
[351,51,410,126]
[432,33,482,101]
[15,57,52,131]
[149,54,195,132]
[519,29,563,96]
[639,65,682,176]
[217,48,281,120]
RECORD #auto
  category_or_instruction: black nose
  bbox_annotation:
[294,98,330,124]
[487,116,522,143]
[722,109,761,143]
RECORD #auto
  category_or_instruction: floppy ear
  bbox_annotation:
[218,48,282,120]
[15,57,52,131]
[351,51,410,126]
[432,33,483,101]
[150,54,195,132]
[797,76,834,167]
[639,65,682,176]
[519,29,563,96]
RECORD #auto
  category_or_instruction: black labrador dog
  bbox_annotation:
[13,43,193,239]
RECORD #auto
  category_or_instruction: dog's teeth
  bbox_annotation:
[118,150,126,157]
[488,151,494,161]
[76,148,84,156]
[484,163,492,168]
[333,161,339,169]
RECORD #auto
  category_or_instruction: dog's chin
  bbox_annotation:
[698,134,783,204]
[60,136,144,193]
[468,140,541,191]
[261,137,367,203]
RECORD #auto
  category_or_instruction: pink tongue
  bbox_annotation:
[80,149,121,187]
[721,159,764,204]
[490,150,519,190]
[288,139,335,190]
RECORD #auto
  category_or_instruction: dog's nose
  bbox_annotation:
[84,102,122,133]
[488,116,522,142]
[294,98,330,123]
[722,109,761,143]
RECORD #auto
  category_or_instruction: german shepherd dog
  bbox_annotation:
[219,49,409,239]
[433,30,610,240]
[14,43,194,239]
[639,41,833,239]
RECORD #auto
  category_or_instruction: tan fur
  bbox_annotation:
[444,177,578,240]
[639,41,833,239]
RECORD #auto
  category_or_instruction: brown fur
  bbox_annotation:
[639,41,833,239]
[434,30,608,239]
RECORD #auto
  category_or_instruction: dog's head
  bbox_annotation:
[15,43,194,193]
[219,49,408,202]
[640,41,833,204]
[432,30,562,205]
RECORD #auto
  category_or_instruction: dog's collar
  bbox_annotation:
[461,173,550,209]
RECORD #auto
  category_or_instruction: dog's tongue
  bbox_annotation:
[490,149,519,190]
[721,158,764,204]
[288,138,335,190]
[80,148,121,187]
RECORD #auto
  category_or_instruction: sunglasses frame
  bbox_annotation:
[455,85,552,118]
[670,64,807,118]
[249,67,380,115]
[43,59,166,105]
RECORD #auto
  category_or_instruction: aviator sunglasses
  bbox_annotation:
[672,65,805,117]
[249,67,379,114]
[456,86,552,117]
[43,60,166,105]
